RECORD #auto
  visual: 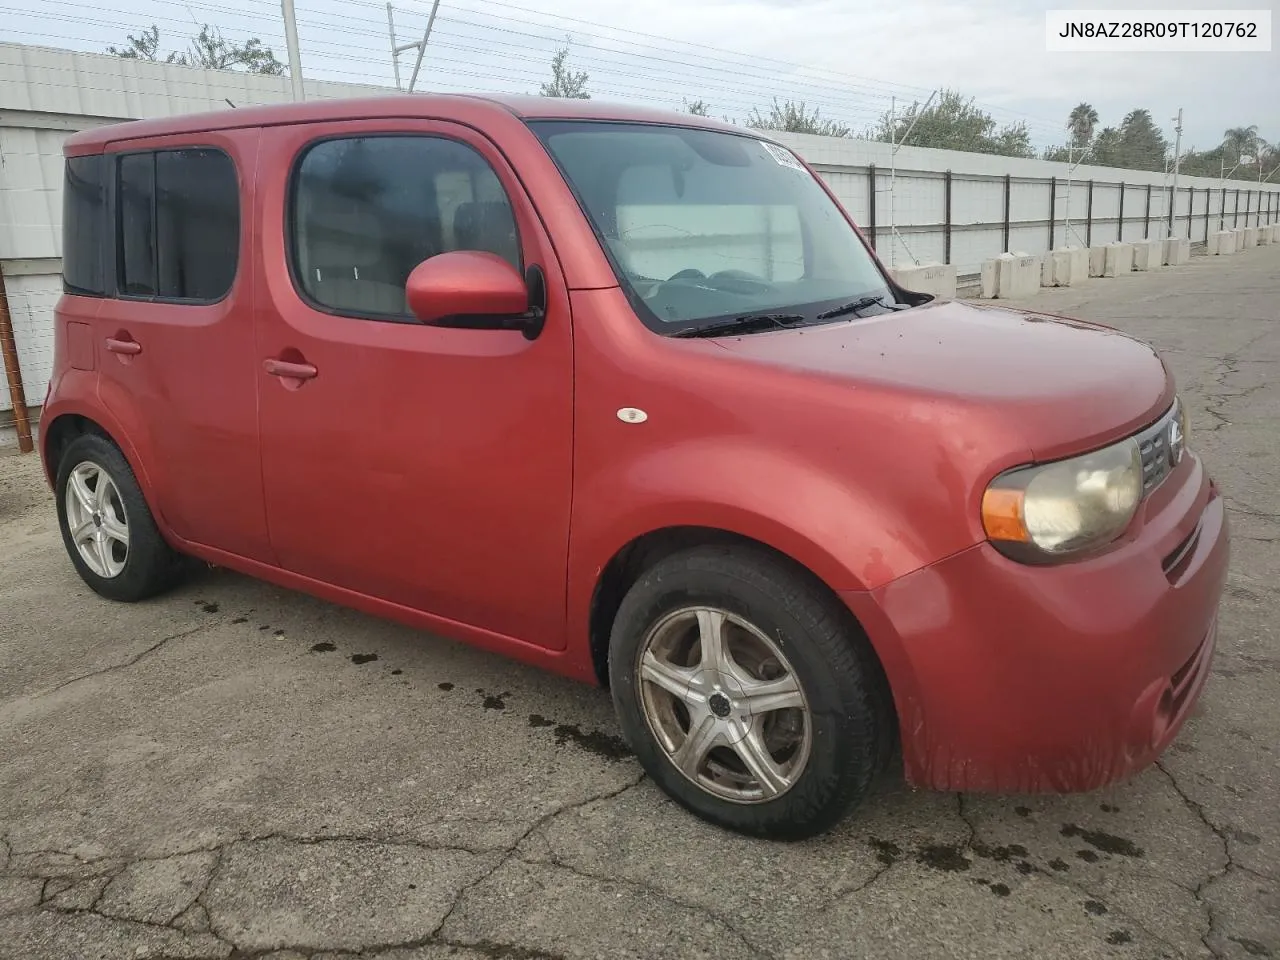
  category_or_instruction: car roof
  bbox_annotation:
[63,92,751,152]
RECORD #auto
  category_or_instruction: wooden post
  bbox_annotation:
[0,268,34,454]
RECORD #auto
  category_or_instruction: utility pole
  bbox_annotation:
[406,0,443,93]
[1167,107,1182,235]
[281,0,305,101]
[884,89,936,267]
[388,3,402,90]
[387,0,442,93]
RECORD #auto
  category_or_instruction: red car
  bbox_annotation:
[42,95,1228,839]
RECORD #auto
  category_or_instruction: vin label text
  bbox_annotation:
[1046,9,1271,51]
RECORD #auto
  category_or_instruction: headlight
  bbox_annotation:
[982,437,1143,560]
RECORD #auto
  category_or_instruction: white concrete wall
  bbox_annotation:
[776,128,1279,276]
[0,262,59,415]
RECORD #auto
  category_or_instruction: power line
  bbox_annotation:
[6,0,1070,141]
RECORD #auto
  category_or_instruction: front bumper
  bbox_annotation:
[845,452,1229,793]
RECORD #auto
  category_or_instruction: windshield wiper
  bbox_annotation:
[816,295,900,321]
[672,313,807,338]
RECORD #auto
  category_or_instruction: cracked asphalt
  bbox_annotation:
[1,246,1277,960]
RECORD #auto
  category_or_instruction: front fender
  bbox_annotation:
[565,435,959,663]
[586,437,939,591]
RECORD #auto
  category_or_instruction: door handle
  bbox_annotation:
[105,337,142,356]
[263,358,318,380]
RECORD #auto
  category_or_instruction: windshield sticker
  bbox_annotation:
[761,141,806,171]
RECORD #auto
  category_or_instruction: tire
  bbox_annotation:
[55,432,186,602]
[609,544,894,841]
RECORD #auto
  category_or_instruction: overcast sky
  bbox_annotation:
[8,0,1278,151]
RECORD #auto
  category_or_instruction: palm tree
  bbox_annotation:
[1067,102,1099,148]
[1223,125,1259,163]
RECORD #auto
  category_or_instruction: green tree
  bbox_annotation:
[1222,125,1260,164]
[684,98,711,117]
[874,88,1034,158]
[1178,145,1228,178]
[747,98,850,138]
[107,25,171,62]
[1067,102,1099,148]
[1089,109,1168,171]
[107,23,285,74]
[540,45,590,99]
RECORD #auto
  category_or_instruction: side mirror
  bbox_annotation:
[405,251,545,340]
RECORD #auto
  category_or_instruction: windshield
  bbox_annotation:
[528,120,894,336]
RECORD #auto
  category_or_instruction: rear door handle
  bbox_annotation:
[105,337,142,356]
[263,358,318,380]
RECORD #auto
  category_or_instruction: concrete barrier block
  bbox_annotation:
[890,262,958,300]
[1041,246,1089,287]
[1259,225,1274,245]
[993,252,1041,298]
[1163,237,1191,265]
[1131,239,1163,271]
[980,259,998,298]
[1103,243,1134,277]
[1235,229,1247,251]
[1208,231,1236,256]
[1243,226,1259,247]
[1089,246,1109,277]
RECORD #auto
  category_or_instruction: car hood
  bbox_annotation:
[709,298,1174,460]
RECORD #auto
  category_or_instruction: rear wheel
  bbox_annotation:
[55,433,186,602]
[609,544,893,840]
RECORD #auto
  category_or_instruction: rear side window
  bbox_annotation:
[62,155,107,296]
[118,153,157,297]
[116,147,240,302]
[289,135,521,320]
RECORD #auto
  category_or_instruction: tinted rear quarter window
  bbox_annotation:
[118,153,157,297]
[116,147,239,302]
[62,155,107,296]
[156,149,239,300]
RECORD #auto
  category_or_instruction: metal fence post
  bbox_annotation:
[943,170,953,265]
[1235,188,1241,227]
[1048,176,1056,251]
[1117,182,1125,241]
[867,164,877,251]
[1002,174,1012,252]
[1086,180,1094,246]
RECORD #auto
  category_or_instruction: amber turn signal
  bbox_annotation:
[981,487,1029,542]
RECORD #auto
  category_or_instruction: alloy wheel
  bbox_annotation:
[637,606,812,803]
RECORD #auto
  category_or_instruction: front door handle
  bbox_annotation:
[105,337,142,356]
[263,358,318,380]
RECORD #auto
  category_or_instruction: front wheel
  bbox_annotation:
[55,433,186,602]
[608,544,894,840]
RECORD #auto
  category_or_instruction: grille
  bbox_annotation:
[1136,402,1182,498]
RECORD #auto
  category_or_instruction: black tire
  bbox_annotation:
[609,544,895,841]
[54,432,186,602]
